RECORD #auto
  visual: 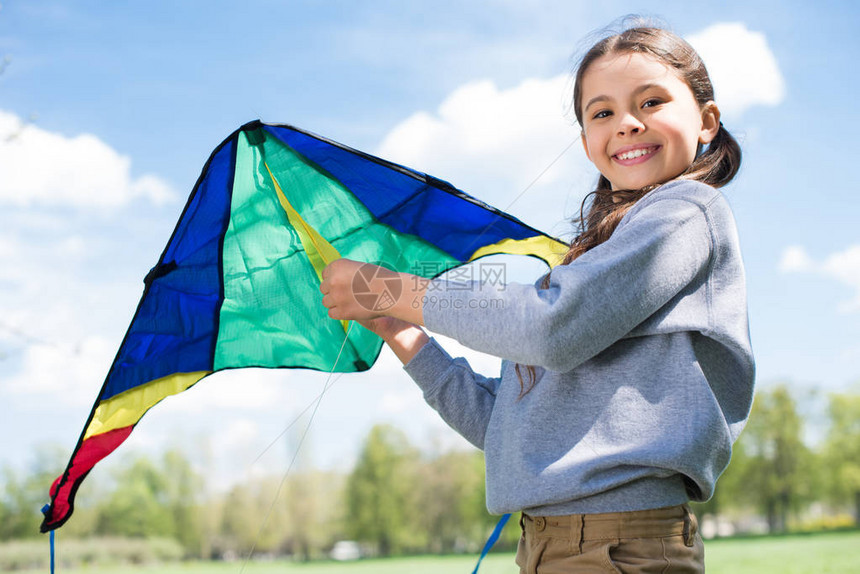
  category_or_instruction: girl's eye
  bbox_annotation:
[642,98,663,108]
[592,110,612,120]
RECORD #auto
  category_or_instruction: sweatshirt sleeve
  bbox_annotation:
[402,337,501,450]
[422,193,714,372]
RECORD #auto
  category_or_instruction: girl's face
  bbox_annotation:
[579,52,720,191]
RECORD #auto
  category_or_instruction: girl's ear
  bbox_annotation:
[580,132,592,161]
[699,101,721,145]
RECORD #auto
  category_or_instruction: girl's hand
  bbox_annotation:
[355,316,410,339]
[320,258,427,326]
[356,316,430,365]
[319,258,397,321]
[321,258,430,364]
[320,258,376,321]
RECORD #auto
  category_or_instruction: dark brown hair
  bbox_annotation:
[515,25,742,395]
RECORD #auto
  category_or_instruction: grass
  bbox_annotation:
[45,530,860,573]
[704,530,860,574]
[57,554,516,574]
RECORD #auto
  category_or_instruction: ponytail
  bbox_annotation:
[682,123,741,189]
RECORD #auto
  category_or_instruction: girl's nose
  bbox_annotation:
[617,113,646,136]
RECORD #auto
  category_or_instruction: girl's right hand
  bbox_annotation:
[356,316,416,341]
[356,317,430,365]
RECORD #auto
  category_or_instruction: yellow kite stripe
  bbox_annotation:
[264,161,342,280]
[467,235,569,268]
[84,371,210,440]
[263,160,349,333]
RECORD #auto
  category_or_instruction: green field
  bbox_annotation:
[43,530,860,573]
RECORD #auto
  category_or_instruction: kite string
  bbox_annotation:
[457,137,579,262]
[250,372,345,466]
[502,138,580,217]
[238,321,355,573]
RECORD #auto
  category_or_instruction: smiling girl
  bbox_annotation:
[320,25,754,573]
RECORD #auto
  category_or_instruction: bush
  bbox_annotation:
[0,536,183,571]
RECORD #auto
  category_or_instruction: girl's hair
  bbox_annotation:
[514,24,742,396]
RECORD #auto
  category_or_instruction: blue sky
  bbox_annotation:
[1,0,858,497]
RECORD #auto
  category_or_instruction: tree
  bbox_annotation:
[280,470,344,560]
[821,390,860,526]
[732,384,812,532]
[345,424,421,556]
[416,449,495,553]
[95,454,176,538]
[161,449,205,555]
[0,444,68,539]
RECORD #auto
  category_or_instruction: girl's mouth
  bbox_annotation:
[612,145,660,166]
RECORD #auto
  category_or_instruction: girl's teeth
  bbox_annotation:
[617,147,655,160]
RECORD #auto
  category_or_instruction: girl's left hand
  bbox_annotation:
[320,258,394,321]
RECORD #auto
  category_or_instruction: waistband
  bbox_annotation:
[513,475,690,516]
[521,504,697,546]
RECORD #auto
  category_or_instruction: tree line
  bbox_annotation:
[695,384,860,533]
[1,384,858,560]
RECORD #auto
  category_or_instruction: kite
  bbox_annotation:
[41,120,568,532]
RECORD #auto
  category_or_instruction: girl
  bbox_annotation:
[320,25,754,573]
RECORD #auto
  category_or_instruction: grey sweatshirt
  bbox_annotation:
[403,179,755,516]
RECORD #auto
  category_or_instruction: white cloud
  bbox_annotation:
[779,244,860,312]
[158,369,299,414]
[0,110,175,209]
[686,22,785,119]
[778,245,815,273]
[379,390,421,415]
[214,418,262,452]
[376,75,593,234]
[377,75,578,187]
[0,221,155,407]
[0,234,17,262]
[2,336,115,403]
[840,342,860,362]
[822,246,860,312]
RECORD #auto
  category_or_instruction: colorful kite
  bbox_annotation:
[41,120,567,532]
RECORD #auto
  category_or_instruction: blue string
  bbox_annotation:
[471,513,511,574]
[40,505,55,574]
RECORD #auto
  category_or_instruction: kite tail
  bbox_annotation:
[40,504,57,571]
[41,426,135,532]
[472,513,512,574]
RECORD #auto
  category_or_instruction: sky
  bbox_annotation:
[1,0,859,500]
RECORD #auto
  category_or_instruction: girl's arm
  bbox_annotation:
[417,194,715,372]
[409,184,729,373]
[401,336,502,450]
[323,182,724,372]
[321,182,732,374]
[352,312,500,451]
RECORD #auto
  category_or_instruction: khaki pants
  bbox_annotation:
[515,504,704,573]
